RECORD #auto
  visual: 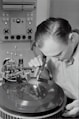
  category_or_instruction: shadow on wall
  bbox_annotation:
[50,0,79,29]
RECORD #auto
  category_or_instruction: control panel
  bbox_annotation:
[0,0,37,41]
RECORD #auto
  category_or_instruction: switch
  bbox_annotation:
[16,35,21,40]
[16,18,20,23]
[3,29,9,34]
[27,29,32,33]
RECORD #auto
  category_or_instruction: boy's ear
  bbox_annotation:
[69,32,79,43]
[69,33,73,41]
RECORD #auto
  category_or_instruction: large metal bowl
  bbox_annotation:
[0,78,66,119]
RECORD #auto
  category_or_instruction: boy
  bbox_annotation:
[29,18,79,117]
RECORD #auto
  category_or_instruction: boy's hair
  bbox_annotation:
[34,17,72,47]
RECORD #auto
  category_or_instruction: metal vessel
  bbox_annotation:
[0,76,66,119]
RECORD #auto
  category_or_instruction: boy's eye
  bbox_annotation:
[53,51,63,58]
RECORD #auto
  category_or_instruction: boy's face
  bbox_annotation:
[38,35,69,61]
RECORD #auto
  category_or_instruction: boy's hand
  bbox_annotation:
[28,55,43,67]
[62,100,79,117]
[28,55,43,77]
